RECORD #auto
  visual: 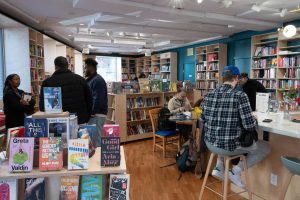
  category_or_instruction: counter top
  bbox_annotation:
[253,112,300,139]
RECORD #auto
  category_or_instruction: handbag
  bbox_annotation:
[239,129,258,147]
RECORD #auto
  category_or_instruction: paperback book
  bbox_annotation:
[60,176,79,200]
[138,78,150,93]
[47,118,69,148]
[24,117,48,148]
[78,124,97,142]
[5,126,25,158]
[101,137,120,167]
[25,178,45,200]
[39,137,63,171]
[109,174,130,200]
[103,124,120,137]
[0,179,17,200]
[43,87,62,113]
[68,139,89,170]
[150,80,161,92]
[80,175,103,200]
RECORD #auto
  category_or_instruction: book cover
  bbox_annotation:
[25,178,45,200]
[24,118,48,148]
[43,87,62,113]
[80,175,103,200]
[69,116,78,140]
[39,137,63,171]
[109,174,130,200]
[101,137,120,167]
[78,124,96,141]
[9,137,34,172]
[150,80,161,92]
[48,118,69,148]
[5,126,25,158]
[103,124,119,137]
[68,139,89,170]
[60,176,79,200]
[160,81,170,92]
[0,179,17,200]
[138,78,150,93]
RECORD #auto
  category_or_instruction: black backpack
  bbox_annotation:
[157,107,174,131]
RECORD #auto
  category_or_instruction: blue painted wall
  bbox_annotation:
[157,19,300,83]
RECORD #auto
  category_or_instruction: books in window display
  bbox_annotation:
[25,178,45,200]
[0,179,17,200]
[109,174,130,200]
[24,117,48,149]
[60,176,79,200]
[39,137,63,171]
[68,139,89,170]
[80,175,103,200]
[43,87,62,113]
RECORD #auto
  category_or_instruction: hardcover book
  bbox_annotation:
[101,137,120,167]
[138,78,150,93]
[68,139,89,170]
[5,126,25,158]
[25,178,45,200]
[9,137,34,172]
[0,179,17,200]
[103,124,119,137]
[24,117,48,148]
[78,124,97,142]
[80,175,103,200]
[39,137,63,171]
[60,176,79,200]
[109,174,130,200]
[150,80,161,92]
[47,118,69,148]
[43,87,62,113]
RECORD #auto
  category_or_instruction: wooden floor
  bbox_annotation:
[123,139,247,200]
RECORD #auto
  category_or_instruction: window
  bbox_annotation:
[95,56,121,82]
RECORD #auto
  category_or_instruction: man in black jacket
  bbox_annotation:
[39,56,92,124]
[239,72,267,111]
[85,58,108,147]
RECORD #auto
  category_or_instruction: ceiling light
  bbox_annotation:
[74,37,112,43]
[222,0,233,8]
[68,34,72,37]
[251,4,261,12]
[283,25,297,38]
[119,32,125,36]
[79,23,85,26]
[280,8,288,17]
[197,0,204,4]
[114,39,146,46]
[106,31,113,37]
[170,0,184,9]
[227,24,235,28]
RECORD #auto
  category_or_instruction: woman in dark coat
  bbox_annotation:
[3,74,35,130]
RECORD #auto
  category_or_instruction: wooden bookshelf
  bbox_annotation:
[195,43,227,96]
[121,57,137,81]
[160,52,177,83]
[107,92,176,142]
[29,29,45,110]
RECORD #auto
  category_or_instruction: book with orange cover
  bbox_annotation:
[60,176,79,200]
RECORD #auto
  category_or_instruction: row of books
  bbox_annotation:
[30,45,44,57]
[278,56,300,68]
[252,68,276,79]
[127,124,152,135]
[161,73,171,80]
[207,81,219,89]
[196,63,206,71]
[31,85,41,95]
[257,80,276,89]
[254,46,277,57]
[206,72,219,80]
[0,174,129,200]
[122,73,136,81]
[252,58,277,69]
[30,57,44,69]
[30,69,44,81]
[195,81,206,89]
[196,72,206,80]
[126,97,160,109]
[278,80,300,89]
[126,110,148,121]
[161,65,170,71]
[282,68,300,78]
[207,63,219,71]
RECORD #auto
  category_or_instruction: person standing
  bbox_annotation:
[39,56,92,124]
[84,58,108,148]
[239,72,267,111]
[3,74,35,129]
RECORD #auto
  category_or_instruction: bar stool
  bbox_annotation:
[281,156,300,199]
[199,142,252,200]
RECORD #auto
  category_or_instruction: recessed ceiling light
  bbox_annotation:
[68,34,72,37]
[197,0,204,4]
[79,23,85,26]
[227,25,235,28]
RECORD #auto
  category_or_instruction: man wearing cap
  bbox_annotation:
[239,72,267,111]
[201,65,270,188]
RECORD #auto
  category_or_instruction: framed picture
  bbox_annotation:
[187,48,194,56]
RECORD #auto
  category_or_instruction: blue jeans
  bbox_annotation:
[88,116,106,148]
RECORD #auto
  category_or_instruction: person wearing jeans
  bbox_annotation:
[201,65,271,188]
[85,58,108,148]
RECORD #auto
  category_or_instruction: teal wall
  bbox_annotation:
[158,19,300,84]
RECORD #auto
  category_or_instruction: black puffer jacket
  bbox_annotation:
[39,68,92,124]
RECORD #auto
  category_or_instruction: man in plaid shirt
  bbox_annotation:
[201,65,270,188]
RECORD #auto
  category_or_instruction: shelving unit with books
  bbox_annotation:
[195,43,227,96]
[121,57,137,81]
[29,29,45,110]
[143,56,152,77]
[150,54,161,80]
[160,52,177,83]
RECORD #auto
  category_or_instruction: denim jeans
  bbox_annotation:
[88,116,106,148]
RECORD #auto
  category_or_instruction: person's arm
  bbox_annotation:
[39,82,45,111]
[168,98,182,114]
[83,81,93,119]
[238,93,257,131]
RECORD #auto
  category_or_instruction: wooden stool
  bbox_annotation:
[281,156,300,199]
[199,143,252,200]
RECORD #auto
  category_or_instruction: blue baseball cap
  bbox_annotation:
[222,65,240,77]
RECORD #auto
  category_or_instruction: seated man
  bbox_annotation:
[201,65,271,188]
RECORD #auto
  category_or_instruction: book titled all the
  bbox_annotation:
[43,87,62,113]
[0,179,17,200]
[9,137,34,173]
[25,178,45,200]
[39,137,63,171]
[109,174,130,200]
[60,176,79,200]
[80,175,103,200]
[24,117,48,148]
[68,139,89,170]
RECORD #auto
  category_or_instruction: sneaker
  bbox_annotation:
[229,170,245,188]
[212,167,224,180]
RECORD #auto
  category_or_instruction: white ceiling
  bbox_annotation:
[0,0,300,54]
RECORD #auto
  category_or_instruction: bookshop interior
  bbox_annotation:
[1,0,300,200]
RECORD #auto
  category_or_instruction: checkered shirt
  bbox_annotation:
[201,84,257,151]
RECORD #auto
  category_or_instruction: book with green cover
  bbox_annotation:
[80,175,103,200]
[160,81,170,92]
[150,80,161,92]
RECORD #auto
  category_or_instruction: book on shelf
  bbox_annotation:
[78,124,97,144]
[29,44,36,56]
[9,137,34,172]
[68,139,89,170]
[160,81,170,92]
[60,176,79,200]
[109,174,130,200]
[150,80,161,92]
[25,178,45,200]
[0,179,17,200]
[5,126,25,158]
[171,82,177,92]
[107,82,122,94]
[81,175,103,200]
[161,65,170,71]
[43,87,62,113]
[207,62,219,70]
[138,78,150,93]
[207,53,218,61]
[47,118,70,148]
[278,80,299,89]
[78,129,95,158]
[254,46,277,57]
[278,55,300,68]
[101,137,120,167]
[103,124,120,137]
[24,117,48,149]
[39,137,63,171]
[283,68,300,78]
